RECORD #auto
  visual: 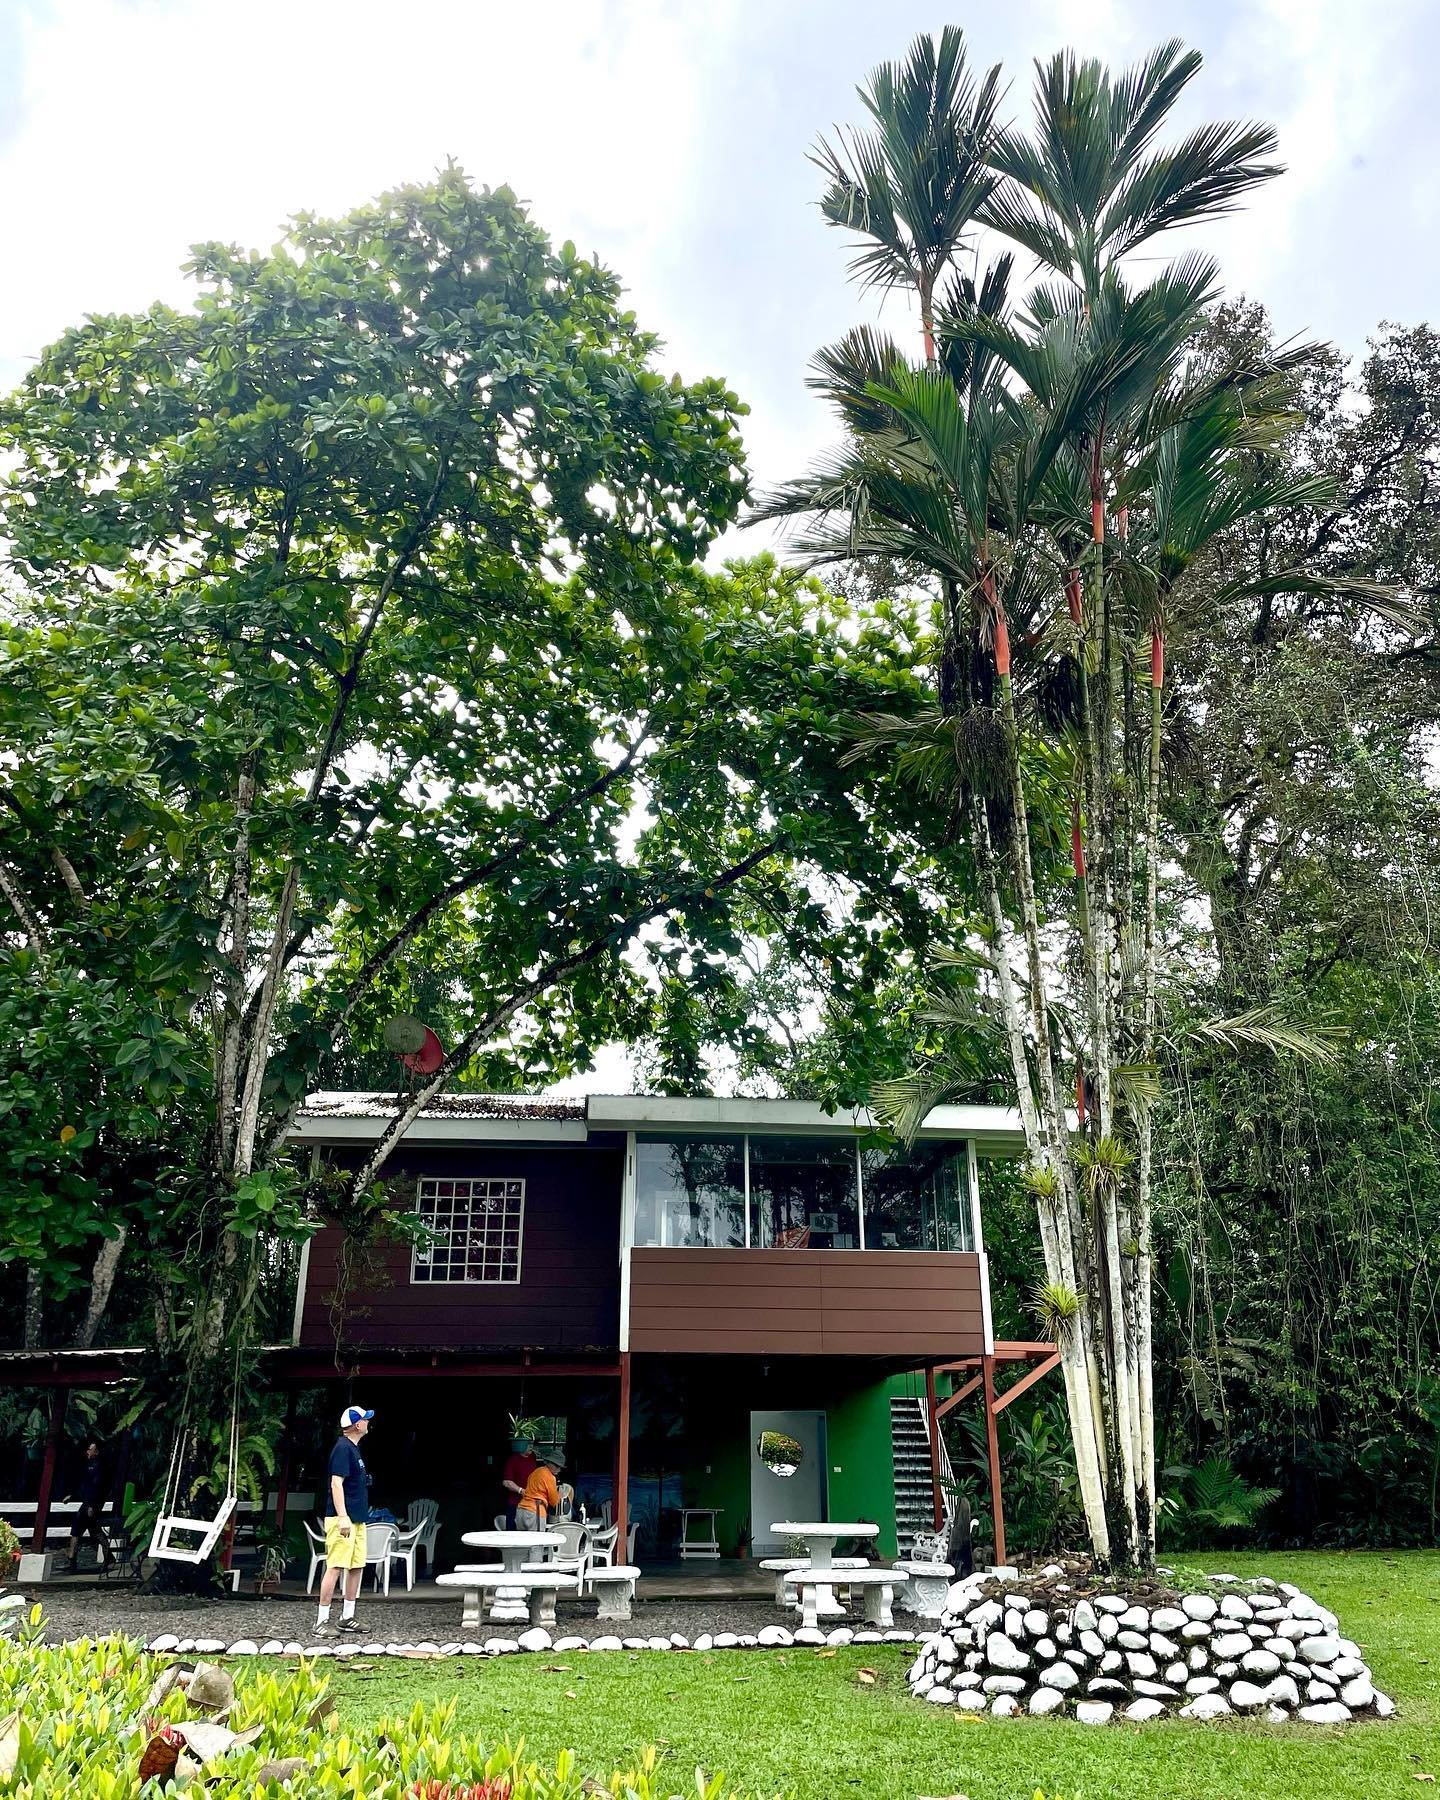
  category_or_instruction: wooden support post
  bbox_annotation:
[275,1388,296,1531]
[924,1365,944,1530]
[34,1389,68,1552]
[614,1352,631,1561]
[981,1353,1006,1568]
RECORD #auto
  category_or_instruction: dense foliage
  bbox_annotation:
[0,1625,766,1797]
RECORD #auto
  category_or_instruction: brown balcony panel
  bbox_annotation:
[627,1248,984,1357]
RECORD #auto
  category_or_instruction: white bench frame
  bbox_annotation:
[758,1555,867,1609]
[891,1559,955,1620]
[785,1568,896,1632]
[436,1568,578,1629]
[587,1564,640,1622]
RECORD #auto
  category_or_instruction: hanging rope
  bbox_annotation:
[148,1336,244,1566]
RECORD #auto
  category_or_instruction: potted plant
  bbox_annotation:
[0,1520,19,1581]
[734,1519,750,1560]
[252,1525,288,1595]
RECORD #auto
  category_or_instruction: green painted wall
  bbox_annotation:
[660,1364,923,1559]
[825,1376,898,1555]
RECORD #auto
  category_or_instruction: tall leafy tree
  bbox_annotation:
[0,173,925,1354]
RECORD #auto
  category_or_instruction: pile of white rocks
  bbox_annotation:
[907,1569,1394,1726]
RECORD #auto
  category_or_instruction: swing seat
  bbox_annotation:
[149,1496,238,1566]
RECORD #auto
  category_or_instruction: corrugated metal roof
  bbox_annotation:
[301,1091,586,1122]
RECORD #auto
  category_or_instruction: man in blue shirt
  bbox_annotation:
[315,1405,374,1636]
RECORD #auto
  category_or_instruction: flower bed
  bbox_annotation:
[907,1563,1394,1725]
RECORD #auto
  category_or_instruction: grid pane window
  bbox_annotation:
[412,1177,525,1283]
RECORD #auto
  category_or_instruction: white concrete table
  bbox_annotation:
[460,1529,564,1621]
[771,1520,879,1617]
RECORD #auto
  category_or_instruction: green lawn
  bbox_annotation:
[324,1553,1440,1800]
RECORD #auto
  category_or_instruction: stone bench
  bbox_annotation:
[784,1567,897,1632]
[891,1559,955,1620]
[587,1564,641,1622]
[436,1568,578,1629]
[758,1556,868,1608]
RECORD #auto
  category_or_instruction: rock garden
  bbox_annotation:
[907,1561,1395,1726]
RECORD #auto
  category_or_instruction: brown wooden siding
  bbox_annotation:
[297,1145,622,1353]
[627,1248,985,1357]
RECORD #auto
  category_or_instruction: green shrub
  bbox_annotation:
[0,1631,773,1798]
[0,1523,19,1579]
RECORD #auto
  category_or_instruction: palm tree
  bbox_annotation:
[765,34,1369,1569]
[811,27,1003,364]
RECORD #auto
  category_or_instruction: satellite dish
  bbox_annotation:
[383,1015,428,1056]
[402,1026,445,1077]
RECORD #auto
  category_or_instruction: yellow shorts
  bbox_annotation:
[324,1518,367,1570]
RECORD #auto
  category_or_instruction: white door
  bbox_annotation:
[750,1409,826,1557]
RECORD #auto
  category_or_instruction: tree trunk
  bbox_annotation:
[74,1226,128,1350]
[23,1265,43,1349]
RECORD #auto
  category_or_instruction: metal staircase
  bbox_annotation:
[890,1395,953,1558]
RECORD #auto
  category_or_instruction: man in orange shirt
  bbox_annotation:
[515,1449,564,1529]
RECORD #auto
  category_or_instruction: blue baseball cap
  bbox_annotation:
[340,1406,374,1429]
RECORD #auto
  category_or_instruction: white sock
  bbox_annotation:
[341,1599,355,1620]
[316,1605,331,1625]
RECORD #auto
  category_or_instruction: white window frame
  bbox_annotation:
[410,1176,526,1285]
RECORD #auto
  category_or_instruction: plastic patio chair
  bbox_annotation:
[583,1522,619,1592]
[303,1519,327,1594]
[404,1498,440,1573]
[626,1520,640,1563]
[363,1521,397,1595]
[388,1520,425,1593]
[493,1513,508,1531]
[534,1519,589,1591]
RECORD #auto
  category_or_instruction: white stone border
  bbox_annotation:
[139,1625,924,1659]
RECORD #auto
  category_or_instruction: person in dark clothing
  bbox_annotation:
[500,1437,537,1530]
[315,1406,374,1636]
[63,1440,113,1572]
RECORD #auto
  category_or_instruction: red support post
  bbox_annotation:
[981,1353,1006,1568]
[33,1389,68,1552]
[924,1365,945,1530]
[614,1352,631,1562]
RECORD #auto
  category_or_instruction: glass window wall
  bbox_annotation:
[859,1143,973,1251]
[633,1135,746,1248]
[748,1136,861,1249]
[630,1133,975,1252]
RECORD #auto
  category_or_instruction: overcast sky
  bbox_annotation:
[5,0,1437,517]
[5,0,1435,1092]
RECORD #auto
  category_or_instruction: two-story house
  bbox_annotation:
[281,1090,1032,1567]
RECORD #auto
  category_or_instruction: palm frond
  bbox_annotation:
[1184,1003,1345,1064]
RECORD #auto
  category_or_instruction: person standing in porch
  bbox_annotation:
[62,1439,113,1573]
[515,1448,563,1529]
[501,1434,537,1530]
[315,1406,374,1636]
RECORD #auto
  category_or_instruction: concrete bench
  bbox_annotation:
[587,1564,641,1622]
[758,1556,868,1609]
[436,1568,578,1629]
[892,1559,955,1620]
[784,1567,896,1632]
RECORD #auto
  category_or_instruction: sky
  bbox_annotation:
[3,0,1436,1092]
[4,0,1438,515]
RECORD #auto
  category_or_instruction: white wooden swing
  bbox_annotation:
[147,1348,242,1565]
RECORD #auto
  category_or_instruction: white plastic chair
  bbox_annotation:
[557,1483,575,1521]
[627,1520,639,1563]
[493,1513,508,1531]
[600,1501,613,1527]
[404,1499,440,1572]
[388,1520,425,1593]
[363,1521,396,1595]
[303,1519,327,1594]
[534,1519,589,1591]
[584,1522,619,1592]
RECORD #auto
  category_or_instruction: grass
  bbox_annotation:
[321,1552,1440,1800]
